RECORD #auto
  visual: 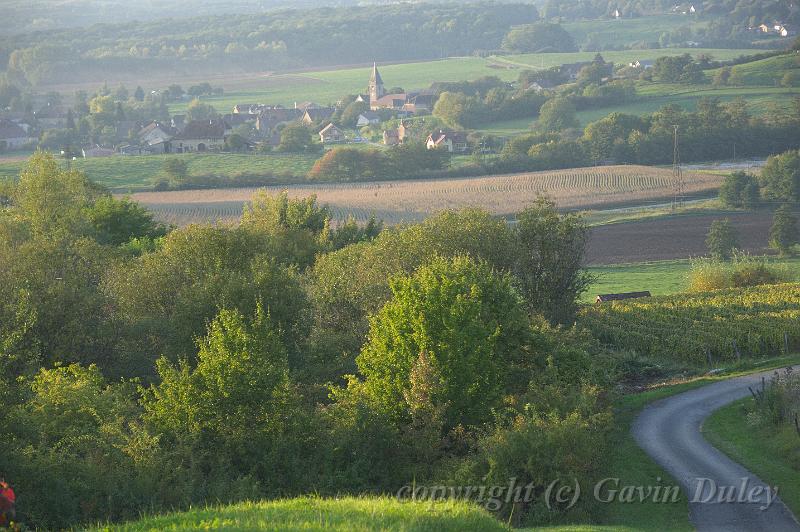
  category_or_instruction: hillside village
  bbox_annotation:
[0,53,641,160]
[0,45,798,169]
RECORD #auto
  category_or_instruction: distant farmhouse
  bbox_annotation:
[0,119,35,150]
[426,129,468,153]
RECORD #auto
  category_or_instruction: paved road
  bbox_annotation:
[632,368,800,531]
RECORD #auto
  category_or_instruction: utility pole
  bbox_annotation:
[61,146,73,171]
[671,125,684,211]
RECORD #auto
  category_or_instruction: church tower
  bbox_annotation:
[368,62,385,106]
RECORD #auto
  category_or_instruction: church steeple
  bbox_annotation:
[368,62,385,105]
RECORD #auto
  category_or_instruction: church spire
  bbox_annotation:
[368,62,385,105]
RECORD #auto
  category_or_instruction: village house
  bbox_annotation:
[628,59,654,70]
[357,111,381,127]
[138,121,176,154]
[233,104,259,114]
[0,119,35,150]
[319,123,344,144]
[426,129,468,153]
[173,119,227,152]
[302,108,335,125]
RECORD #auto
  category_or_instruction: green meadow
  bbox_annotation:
[168,48,760,114]
[0,152,319,191]
[583,256,800,302]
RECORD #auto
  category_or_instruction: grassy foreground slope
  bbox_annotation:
[93,497,508,532]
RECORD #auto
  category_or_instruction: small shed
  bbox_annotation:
[595,291,651,304]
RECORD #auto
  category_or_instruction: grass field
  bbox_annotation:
[0,152,320,191]
[124,165,724,226]
[583,257,800,302]
[164,48,761,114]
[703,396,800,518]
[706,53,800,87]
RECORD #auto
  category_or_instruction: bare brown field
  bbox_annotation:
[125,165,724,227]
[586,211,780,264]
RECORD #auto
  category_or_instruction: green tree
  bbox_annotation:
[512,198,593,324]
[133,86,145,101]
[224,133,247,152]
[432,91,488,129]
[719,171,760,209]
[706,219,739,260]
[13,151,100,238]
[5,363,144,529]
[770,204,799,255]
[759,150,800,203]
[502,23,577,53]
[84,196,166,246]
[355,255,529,428]
[162,158,188,186]
[143,306,293,447]
[538,97,578,132]
[278,123,314,152]
[339,100,369,128]
[185,98,218,122]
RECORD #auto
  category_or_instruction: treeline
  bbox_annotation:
[430,55,635,130]
[1,3,539,85]
[493,97,800,173]
[1,152,614,529]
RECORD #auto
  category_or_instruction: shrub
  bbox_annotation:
[706,218,739,261]
[688,253,791,292]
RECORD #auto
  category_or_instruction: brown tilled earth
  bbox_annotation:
[586,211,779,264]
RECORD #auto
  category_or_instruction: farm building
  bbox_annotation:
[595,291,652,303]
[426,130,469,153]
[0,119,35,150]
[319,123,344,144]
[173,119,227,152]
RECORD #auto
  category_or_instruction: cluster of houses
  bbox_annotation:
[0,64,473,156]
[752,23,794,38]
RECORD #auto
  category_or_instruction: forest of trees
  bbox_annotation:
[0,3,540,85]
[0,152,612,529]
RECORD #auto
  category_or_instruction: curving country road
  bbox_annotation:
[632,368,800,531]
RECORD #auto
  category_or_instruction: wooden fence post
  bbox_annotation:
[706,348,713,370]
[732,340,741,363]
